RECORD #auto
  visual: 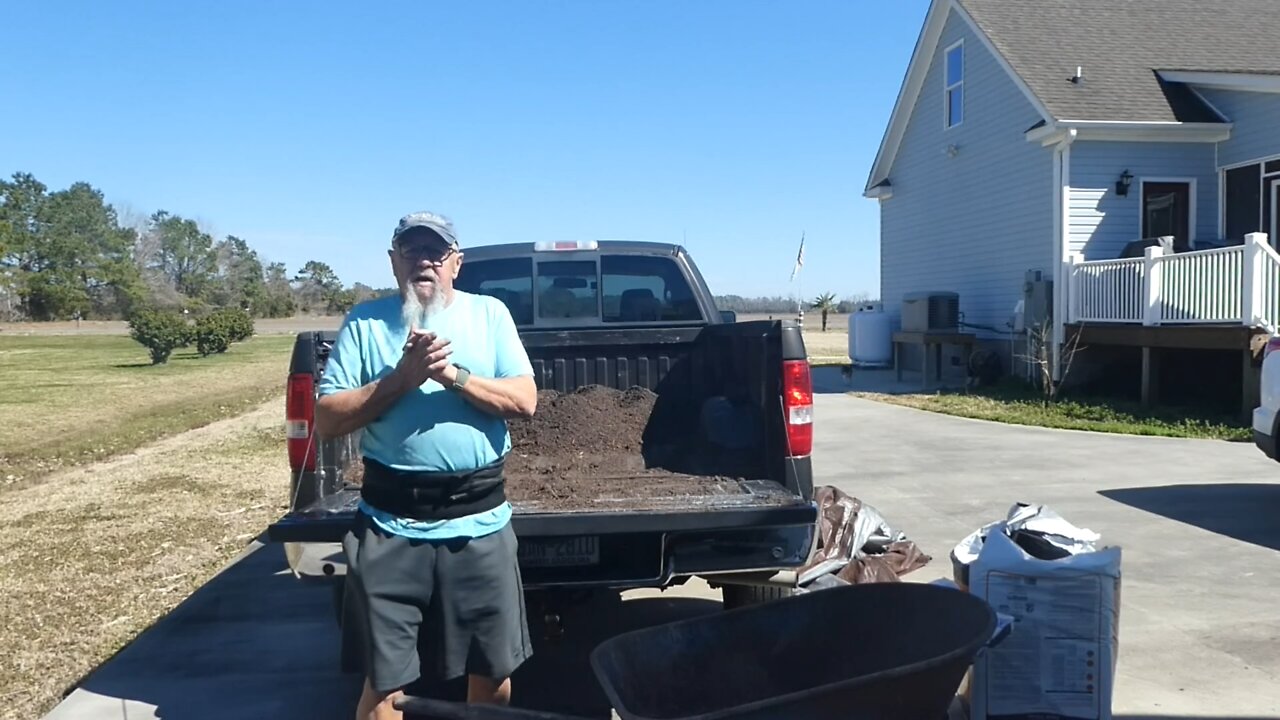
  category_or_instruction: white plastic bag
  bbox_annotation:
[961,505,1122,720]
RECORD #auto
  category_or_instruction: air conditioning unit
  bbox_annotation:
[1022,269,1053,331]
[901,291,959,332]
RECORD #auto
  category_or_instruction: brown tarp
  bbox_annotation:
[799,486,931,585]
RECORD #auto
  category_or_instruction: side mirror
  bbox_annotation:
[719,310,737,323]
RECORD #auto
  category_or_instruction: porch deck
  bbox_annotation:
[1068,232,1280,330]
[1065,233,1277,416]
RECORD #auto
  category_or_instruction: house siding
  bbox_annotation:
[1068,141,1219,259]
[1199,88,1280,168]
[879,8,1053,340]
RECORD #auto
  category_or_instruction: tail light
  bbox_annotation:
[286,372,317,472]
[782,360,814,456]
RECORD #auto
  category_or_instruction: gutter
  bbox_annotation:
[1027,120,1230,146]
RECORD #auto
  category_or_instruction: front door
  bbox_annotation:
[1142,181,1192,251]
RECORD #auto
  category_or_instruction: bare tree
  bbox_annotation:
[0,267,22,321]
[128,219,178,307]
[1019,321,1085,402]
[115,202,151,240]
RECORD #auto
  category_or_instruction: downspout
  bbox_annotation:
[1052,128,1077,384]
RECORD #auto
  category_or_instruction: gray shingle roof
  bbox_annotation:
[958,0,1280,122]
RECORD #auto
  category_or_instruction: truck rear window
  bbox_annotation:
[454,257,535,325]
[538,261,598,320]
[601,255,700,323]
[456,253,702,326]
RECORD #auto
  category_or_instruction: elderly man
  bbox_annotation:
[315,212,538,720]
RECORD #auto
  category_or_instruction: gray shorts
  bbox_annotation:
[341,511,532,692]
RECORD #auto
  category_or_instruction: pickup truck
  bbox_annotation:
[267,239,819,669]
[1253,334,1280,459]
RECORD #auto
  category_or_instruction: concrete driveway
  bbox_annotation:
[43,392,1280,719]
[810,392,1280,718]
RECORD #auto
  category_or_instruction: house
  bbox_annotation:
[864,0,1280,413]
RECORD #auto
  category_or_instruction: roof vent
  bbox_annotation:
[1071,66,1084,84]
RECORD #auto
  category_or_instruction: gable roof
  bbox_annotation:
[960,0,1280,123]
[866,0,1280,193]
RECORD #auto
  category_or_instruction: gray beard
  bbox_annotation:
[400,285,444,331]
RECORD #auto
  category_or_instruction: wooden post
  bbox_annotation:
[1053,256,1077,382]
[922,340,932,390]
[1242,232,1267,327]
[1142,245,1164,326]
[1141,346,1160,407]
[1243,348,1262,421]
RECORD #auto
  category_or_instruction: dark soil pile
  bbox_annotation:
[505,385,731,509]
[340,386,752,511]
[510,386,657,464]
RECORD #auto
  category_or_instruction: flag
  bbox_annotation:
[790,232,805,282]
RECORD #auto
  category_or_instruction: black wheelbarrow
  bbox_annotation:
[398,581,997,720]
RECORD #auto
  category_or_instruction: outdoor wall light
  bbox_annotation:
[1116,169,1133,196]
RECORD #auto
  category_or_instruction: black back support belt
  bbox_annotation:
[359,455,507,521]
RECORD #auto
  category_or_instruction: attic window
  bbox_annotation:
[945,41,963,128]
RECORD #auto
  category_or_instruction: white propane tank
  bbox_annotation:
[850,303,892,367]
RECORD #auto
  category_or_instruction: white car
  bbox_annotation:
[1253,335,1280,459]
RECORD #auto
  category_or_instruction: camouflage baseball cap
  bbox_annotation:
[391,211,458,247]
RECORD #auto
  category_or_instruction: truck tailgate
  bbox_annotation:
[267,477,814,544]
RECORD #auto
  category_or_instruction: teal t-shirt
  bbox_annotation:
[316,290,534,540]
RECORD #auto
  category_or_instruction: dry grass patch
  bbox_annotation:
[799,329,849,366]
[0,403,289,718]
[0,334,294,486]
[735,313,850,365]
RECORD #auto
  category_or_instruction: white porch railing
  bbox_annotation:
[1158,245,1242,324]
[1260,241,1280,331]
[1072,257,1146,323]
[1067,232,1278,330]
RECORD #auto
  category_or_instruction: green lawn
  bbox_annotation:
[857,380,1251,441]
[0,334,293,486]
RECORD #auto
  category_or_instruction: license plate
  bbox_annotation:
[518,536,600,568]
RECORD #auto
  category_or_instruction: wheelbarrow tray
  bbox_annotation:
[589,582,996,720]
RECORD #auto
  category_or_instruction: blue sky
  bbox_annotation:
[2,0,928,298]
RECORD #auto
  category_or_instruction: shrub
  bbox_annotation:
[193,308,254,356]
[233,309,255,341]
[219,308,255,342]
[128,309,193,365]
[194,314,231,356]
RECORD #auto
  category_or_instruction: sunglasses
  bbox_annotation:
[393,242,457,263]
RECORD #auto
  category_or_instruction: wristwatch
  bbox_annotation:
[448,364,471,391]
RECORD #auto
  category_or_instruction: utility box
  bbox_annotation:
[901,291,960,332]
[1022,270,1053,332]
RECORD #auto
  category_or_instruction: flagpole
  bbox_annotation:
[791,231,805,327]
